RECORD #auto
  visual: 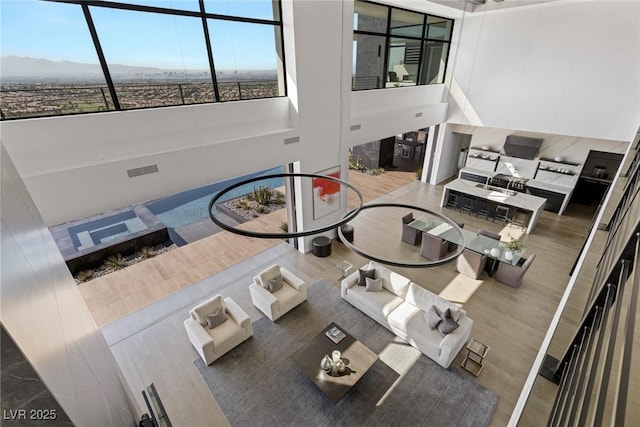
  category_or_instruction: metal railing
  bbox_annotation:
[544,145,640,425]
[0,79,280,120]
[514,127,640,426]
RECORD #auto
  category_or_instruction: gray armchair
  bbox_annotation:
[420,232,448,260]
[494,254,536,288]
[401,213,422,246]
[455,249,488,279]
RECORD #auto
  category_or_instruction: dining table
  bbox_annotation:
[408,215,525,273]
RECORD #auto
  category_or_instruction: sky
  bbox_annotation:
[0,0,280,70]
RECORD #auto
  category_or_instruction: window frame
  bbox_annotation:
[0,0,287,120]
[352,0,454,91]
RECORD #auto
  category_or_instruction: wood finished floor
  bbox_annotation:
[103,178,595,427]
[80,170,415,326]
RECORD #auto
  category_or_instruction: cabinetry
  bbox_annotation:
[571,177,610,206]
[526,187,565,213]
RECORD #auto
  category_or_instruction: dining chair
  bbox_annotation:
[455,249,488,279]
[420,232,448,260]
[401,213,422,246]
[478,229,501,241]
[494,254,536,288]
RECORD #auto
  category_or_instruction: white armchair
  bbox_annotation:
[184,295,253,365]
[249,264,307,321]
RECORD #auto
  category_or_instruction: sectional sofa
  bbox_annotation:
[341,261,473,369]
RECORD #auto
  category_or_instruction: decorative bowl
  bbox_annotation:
[482,146,490,150]
[554,156,564,162]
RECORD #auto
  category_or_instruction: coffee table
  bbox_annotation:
[290,322,378,403]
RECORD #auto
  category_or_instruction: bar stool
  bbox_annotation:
[458,196,475,215]
[446,192,459,209]
[511,209,531,230]
[493,205,510,224]
[475,200,492,220]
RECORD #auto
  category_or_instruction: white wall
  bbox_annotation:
[0,143,136,426]
[0,0,453,234]
[432,123,462,183]
[433,123,629,186]
[447,0,640,142]
[7,0,636,230]
[452,124,628,162]
[349,84,447,146]
[1,98,299,226]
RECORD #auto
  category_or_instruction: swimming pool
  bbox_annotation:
[146,166,285,229]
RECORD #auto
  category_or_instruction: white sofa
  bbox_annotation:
[249,264,308,321]
[341,261,473,369]
[184,295,253,365]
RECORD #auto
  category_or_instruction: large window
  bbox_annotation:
[208,19,284,101]
[0,0,285,120]
[352,0,453,91]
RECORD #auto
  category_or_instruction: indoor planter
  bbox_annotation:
[505,237,527,260]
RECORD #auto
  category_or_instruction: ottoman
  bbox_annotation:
[336,224,354,243]
[312,236,332,257]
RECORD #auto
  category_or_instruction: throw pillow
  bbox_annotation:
[424,305,442,330]
[205,307,227,329]
[365,277,384,292]
[434,297,462,322]
[259,265,282,290]
[437,308,460,336]
[193,294,225,326]
[358,268,375,286]
[267,275,284,293]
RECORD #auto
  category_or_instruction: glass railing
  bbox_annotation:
[352,75,381,91]
[0,84,116,119]
[0,79,280,120]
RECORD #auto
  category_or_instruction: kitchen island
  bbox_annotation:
[441,179,547,234]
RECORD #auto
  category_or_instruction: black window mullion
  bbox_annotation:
[199,0,220,102]
[81,4,120,110]
[277,0,287,97]
[416,15,427,85]
[439,15,454,85]
[48,0,282,25]
[382,7,392,88]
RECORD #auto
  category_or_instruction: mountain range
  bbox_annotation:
[0,56,274,82]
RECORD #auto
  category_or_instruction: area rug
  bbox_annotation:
[194,279,499,427]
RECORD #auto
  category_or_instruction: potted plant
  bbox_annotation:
[505,237,527,260]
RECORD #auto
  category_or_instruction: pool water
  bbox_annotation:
[146,166,285,228]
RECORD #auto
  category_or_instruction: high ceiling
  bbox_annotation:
[428,0,562,13]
